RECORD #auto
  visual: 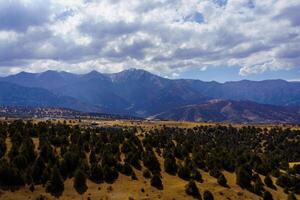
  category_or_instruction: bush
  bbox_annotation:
[164,157,177,175]
[264,175,274,188]
[236,166,252,188]
[209,168,221,178]
[263,191,273,200]
[178,164,190,181]
[191,170,203,182]
[121,162,133,176]
[203,190,214,200]
[150,174,163,190]
[143,169,152,179]
[103,165,118,183]
[276,175,292,188]
[253,179,264,195]
[73,169,87,195]
[287,193,297,200]
[217,174,227,187]
[45,166,64,197]
[185,180,200,198]
[90,164,103,183]
[0,160,24,188]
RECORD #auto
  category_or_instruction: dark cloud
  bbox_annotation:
[0,0,50,32]
[274,4,300,26]
[103,39,154,60]
[79,20,141,38]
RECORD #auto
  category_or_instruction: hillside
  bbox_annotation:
[152,99,300,124]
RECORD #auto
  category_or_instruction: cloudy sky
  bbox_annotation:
[0,0,299,82]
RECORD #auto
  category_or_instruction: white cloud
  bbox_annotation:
[0,0,299,77]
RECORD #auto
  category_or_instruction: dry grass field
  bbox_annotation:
[0,118,299,200]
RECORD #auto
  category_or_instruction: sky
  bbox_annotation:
[0,0,299,82]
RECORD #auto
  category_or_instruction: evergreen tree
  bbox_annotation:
[185,180,200,199]
[203,190,214,200]
[178,164,191,180]
[46,166,64,197]
[90,163,103,183]
[263,191,273,200]
[103,165,118,183]
[143,169,152,179]
[74,169,87,195]
[0,138,6,159]
[164,156,177,175]
[217,174,227,187]
[151,174,163,190]
[287,193,297,200]
[236,165,252,188]
[264,175,274,188]
[253,179,264,195]
[0,160,24,188]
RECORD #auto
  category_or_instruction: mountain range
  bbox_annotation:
[0,68,300,123]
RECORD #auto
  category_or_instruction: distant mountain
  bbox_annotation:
[1,69,208,116]
[0,81,101,112]
[152,99,300,124]
[1,69,300,121]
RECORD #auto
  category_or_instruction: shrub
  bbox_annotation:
[73,169,87,195]
[178,164,190,181]
[209,168,221,178]
[287,193,297,200]
[276,175,292,188]
[203,190,214,200]
[185,180,200,199]
[150,174,163,190]
[264,175,274,188]
[236,166,252,188]
[217,174,227,187]
[90,164,103,183]
[164,157,177,175]
[45,166,64,197]
[191,170,203,182]
[263,191,273,200]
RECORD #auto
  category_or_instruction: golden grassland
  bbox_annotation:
[0,118,299,200]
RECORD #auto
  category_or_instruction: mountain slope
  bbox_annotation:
[152,99,300,123]
[0,82,102,112]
